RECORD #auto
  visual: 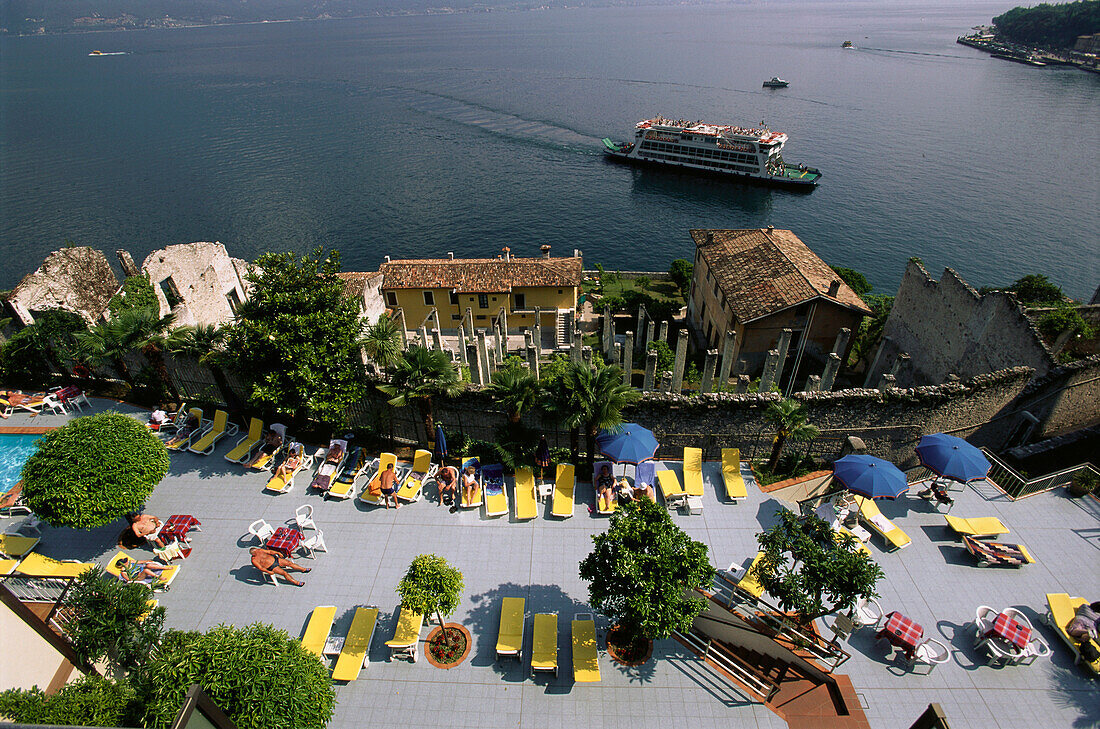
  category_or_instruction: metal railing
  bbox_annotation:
[0,574,76,637]
[982,448,1100,499]
[674,628,780,702]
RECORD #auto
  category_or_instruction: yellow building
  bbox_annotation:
[380,249,583,347]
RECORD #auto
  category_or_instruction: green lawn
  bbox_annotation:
[582,274,684,305]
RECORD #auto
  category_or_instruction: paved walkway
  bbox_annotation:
[3,401,1097,729]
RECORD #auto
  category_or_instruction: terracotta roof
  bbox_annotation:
[690,228,871,323]
[380,257,583,293]
[336,271,382,300]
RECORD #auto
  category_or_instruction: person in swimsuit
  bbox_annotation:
[249,547,311,587]
[246,429,283,467]
[461,464,479,506]
[596,465,616,510]
[272,444,303,481]
[436,466,458,510]
[113,555,170,584]
[379,462,400,509]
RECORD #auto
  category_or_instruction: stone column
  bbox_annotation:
[603,310,614,359]
[476,330,491,386]
[431,326,443,352]
[658,320,669,344]
[467,342,481,385]
[465,307,474,334]
[864,336,893,387]
[394,309,408,349]
[804,374,821,392]
[645,319,656,353]
[759,349,781,392]
[612,342,622,371]
[533,307,542,352]
[571,329,583,363]
[495,322,506,363]
[774,328,793,386]
[582,346,592,365]
[622,331,634,386]
[891,353,912,384]
[877,373,896,392]
[527,346,540,379]
[457,324,468,364]
[700,349,718,393]
[735,374,751,393]
[635,308,646,352]
[671,329,689,395]
[718,330,739,390]
[643,350,657,391]
[831,327,851,356]
[419,324,430,349]
[820,353,842,391]
[499,307,508,350]
[659,371,673,393]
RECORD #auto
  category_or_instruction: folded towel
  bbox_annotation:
[869,513,893,533]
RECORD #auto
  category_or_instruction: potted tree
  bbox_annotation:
[579,499,715,664]
[1068,470,1098,498]
[396,554,468,668]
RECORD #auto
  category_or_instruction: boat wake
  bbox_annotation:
[377,87,600,152]
[88,51,128,56]
[857,47,977,60]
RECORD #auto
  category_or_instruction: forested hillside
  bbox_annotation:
[994,0,1100,48]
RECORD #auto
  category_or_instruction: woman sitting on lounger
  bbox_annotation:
[596,465,616,508]
[113,555,170,584]
[246,429,283,467]
[272,444,303,481]
[462,464,478,505]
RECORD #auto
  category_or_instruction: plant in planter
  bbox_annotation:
[579,498,714,663]
[396,554,467,666]
[1068,470,1098,498]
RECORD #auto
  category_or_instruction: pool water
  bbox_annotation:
[0,433,42,496]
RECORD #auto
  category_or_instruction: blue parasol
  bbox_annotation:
[916,433,990,484]
[832,454,908,500]
[434,424,448,463]
[596,423,659,465]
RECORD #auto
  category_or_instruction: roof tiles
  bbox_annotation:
[690,228,871,322]
[381,257,582,293]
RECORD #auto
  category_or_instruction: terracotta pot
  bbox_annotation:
[424,623,472,669]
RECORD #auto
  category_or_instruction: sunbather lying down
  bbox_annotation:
[249,547,311,587]
[113,555,170,585]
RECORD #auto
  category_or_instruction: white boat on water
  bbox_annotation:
[602,116,821,190]
[763,76,789,88]
[88,50,128,56]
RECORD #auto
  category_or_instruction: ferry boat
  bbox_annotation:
[762,77,789,88]
[602,116,821,190]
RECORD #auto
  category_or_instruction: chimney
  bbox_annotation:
[448,251,454,260]
[116,249,140,278]
[705,232,713,245]
[766,225,774,234]
[541,245,552,259]
[574,249,580,258]
[502,246,511,262]
[828,279,841,297]
[384,255,391,263]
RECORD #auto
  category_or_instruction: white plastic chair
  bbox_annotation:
[65,389,91,412]
[294,504,316,531]
[1019,637,1052,665]
[973,605,997,643]
[981,636,1017,666]
[41,394,67,415]
[248,519,275,544]
[910,638,950,673]
[300,530,327,558]
[852,596,884,628]
[1002,607,1033,631]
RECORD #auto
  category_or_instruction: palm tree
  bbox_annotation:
[487,366,542,424]
[172,324,240,409]
[561,361,640,470]
[377,346,464,438]
[542,376,585,465]
[76,307,185,398]
[360,314,404,372]
[764,398,820,474]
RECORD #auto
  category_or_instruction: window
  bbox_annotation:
[451,314,461,321]
[449,291,459,305]
[713,280,719,297]
[491,296,497,302]
[159,277,183,309]
[514,293,526,310]
[423,291,435,306]
[385,291,397,307]
[225,289,241,315]
[478,294,489,309]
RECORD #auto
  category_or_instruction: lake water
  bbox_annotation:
[2,1,1098,298]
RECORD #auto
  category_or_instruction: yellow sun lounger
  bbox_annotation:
[16,552,96,579]
[855,495,911,550]
[301,605,337,658]
[0,534,40,558]
[531,613,558,677]
[165,408,204,450]
[722,448,747,501]
[0,559,19,575]
[683,447,704,497]
[1046,593,1100,675]
[572,613,601,683]
[551,463,575,518]
[460,457,482,508]
[224,417,264,463]
[513,467,538,520]
[360,453,398,506]
[944,515,1009,539]
[396,449,436,503]
[657,468,687,509]
[188,409,232,455]
[835,529,873,557]
[103,550,180,590]
[384,607,424,662]
[248,424,287,471]
[332,606,379,681]
[265,444,311,494]
[732,552,767,598]
[496,597,525,662]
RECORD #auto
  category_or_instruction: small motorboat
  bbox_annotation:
[762,77,789,88]
[842,40,854,48]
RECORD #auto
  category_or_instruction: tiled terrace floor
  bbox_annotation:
[3,401,1098,729]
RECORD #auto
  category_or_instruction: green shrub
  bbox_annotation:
[107,275,159,316]
[830,266,872,296]
[64,566,165,674]
[21,412,169,529]
[668,259,693,298]
[1037,304,1094,340]
[0,676,140,727]
[647,340,674,373]
[139,623,335,729]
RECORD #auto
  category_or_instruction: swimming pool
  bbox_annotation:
[0,433,43,496]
